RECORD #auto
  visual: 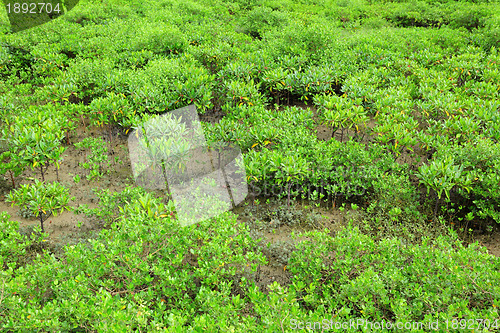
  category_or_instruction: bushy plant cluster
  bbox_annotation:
[0,0,497,137]
[0,192,270,331]
[0,104,72,186]
[205,104,404,207]
[74,137,113,182]
[0,202,498,330]
[285,226,499,327]
[0,0,497,236]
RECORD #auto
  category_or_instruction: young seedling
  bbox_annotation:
[0,150,26,188]
[6,180,73,233]
[269,152,309,206]
[75,137,112,182]
[134,113,196,201]
[3,124,66,182]
[416,156,473,222]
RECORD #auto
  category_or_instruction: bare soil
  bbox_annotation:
[475,224,500,257]
[0,125,134,247]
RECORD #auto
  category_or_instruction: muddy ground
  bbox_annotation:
[0,113,499,293]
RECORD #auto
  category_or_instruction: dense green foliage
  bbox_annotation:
[1,0,500,330]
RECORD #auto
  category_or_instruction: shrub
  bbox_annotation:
[388,1,456,28]
[128,57,215,113]
[434,139,500,224]
[89,92,135,131]
[361,172,438,243]
[478,16,500,51]
[0,45,33,81]
[0,111,67,183]
[223,79,267,109]
[449,4,489,31]
[362,16,391,29]
[74,186,150,227]
[62,57,117,101]
[189,41,238,74]
[237,6,289,39]
[1,193,266,331]
[131,23,188,56]
[74,137,113,182]
[262,21,335,64]
[0,212,38,269]
[64,0,135,25]
[286,226,499,323]
[6,180,73,233]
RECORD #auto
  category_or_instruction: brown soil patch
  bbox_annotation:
[233,199,348,291]
[0,125,135,248]
[475,224,500,257]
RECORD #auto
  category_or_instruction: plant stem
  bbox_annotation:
[433,195,440,222]
[221,161,235,209]
[40,214,44,233]
[81,114,86,132]
[108,126,113,146]
[287,182,291,207]
[161,161,172,202]
[331,126,337,140]
[8,170,15,188]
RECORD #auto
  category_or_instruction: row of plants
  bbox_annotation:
[0,199,498,330]
[203,82,500,224]
[0,103,120,234]
[1,0,498,117]
[204,104,402,208]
